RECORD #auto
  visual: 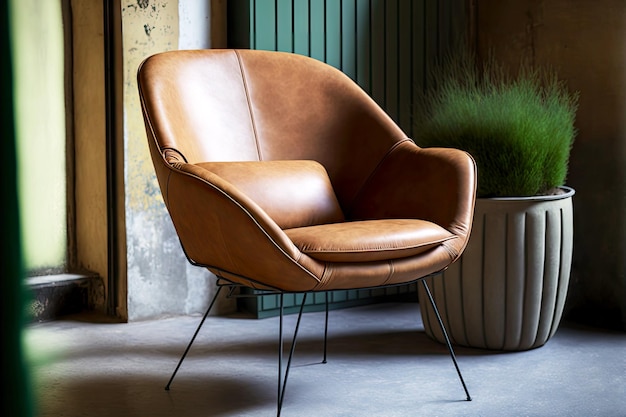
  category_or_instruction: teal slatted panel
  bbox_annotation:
[325,1,341,69]
[313,292,327,304]
[230,0,466,130]
[332,290,348,303]
[355,0,371,93]
[369,0,386,109]
[253,1,277,50]
[384,0,399,122]
[277,0,293,51]
[227,0,466,318]
[293,0,309,55]
[398,0,414,131]
[310,0,326,61]
[340,1,357,78]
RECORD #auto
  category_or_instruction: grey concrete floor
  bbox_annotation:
[26,302,626,417]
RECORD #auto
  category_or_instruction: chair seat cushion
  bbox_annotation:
[284,219,457,262]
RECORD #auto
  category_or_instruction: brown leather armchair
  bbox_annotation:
[138,49,477,415]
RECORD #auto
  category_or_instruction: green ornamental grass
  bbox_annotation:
[415,54,579,197]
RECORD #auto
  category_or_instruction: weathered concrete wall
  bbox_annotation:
[121,0,234,321]
[474,0,626,329]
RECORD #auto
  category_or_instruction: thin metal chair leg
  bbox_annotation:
[165,285,224,391]
[420,280,472,401]
[323,291,329,364]
[277,294,284,415]
[277,292,308,417]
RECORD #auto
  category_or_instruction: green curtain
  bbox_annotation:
[1,1,33,416]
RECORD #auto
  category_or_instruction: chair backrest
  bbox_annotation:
[137,49,409,214]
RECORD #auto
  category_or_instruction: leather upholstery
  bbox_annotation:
[195,160,344,229]
[137,49,477,293]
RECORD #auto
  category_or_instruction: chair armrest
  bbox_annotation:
[162,162,324,291]
[348,141,477,243]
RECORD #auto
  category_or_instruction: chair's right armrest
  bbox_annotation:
[349,141,477,247]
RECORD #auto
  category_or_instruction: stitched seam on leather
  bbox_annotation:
[164,169,171,207]
[235,50,262,160]
[300,236,457,255]
[163,147,188,164]
[348,138,413,214]
[318,264,332,290]
[441,240,459,260]
[376,259,395,285]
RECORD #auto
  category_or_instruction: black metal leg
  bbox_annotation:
[323,291,329,364]
[165,285,224,391]
[277,292,308,417]
[278,294,284,414]
[420,280,472,401]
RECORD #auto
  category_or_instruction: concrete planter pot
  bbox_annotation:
[419,186,575,351]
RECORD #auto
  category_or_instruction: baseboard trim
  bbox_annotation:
[25,273,104,322]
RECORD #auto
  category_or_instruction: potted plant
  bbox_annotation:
[415,52,579,351]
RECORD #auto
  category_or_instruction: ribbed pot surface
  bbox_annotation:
[419,187,575,351]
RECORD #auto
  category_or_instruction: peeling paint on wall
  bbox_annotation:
[122,0,176,214]
[120,0,235,320]
[122,0,183,320]
[121,0,234,321]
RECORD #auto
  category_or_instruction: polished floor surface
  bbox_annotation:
[26,302,626,417]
